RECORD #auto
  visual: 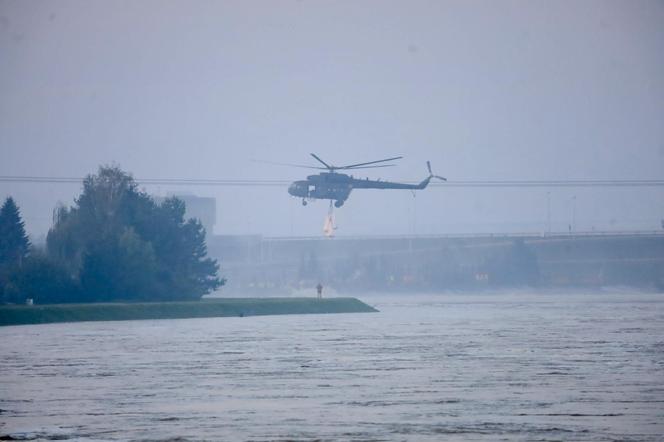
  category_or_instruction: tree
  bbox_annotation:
[3,252,81,304]
[79,227,159,302]
[0,197,31,302]
[145,197,222,300]
[0,197,30,268]
[46,165,223,302]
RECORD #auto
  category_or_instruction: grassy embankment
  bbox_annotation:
[0,297,377,326]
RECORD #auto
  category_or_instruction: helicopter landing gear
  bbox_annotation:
[334,200,344,208]
[302,199,308,206]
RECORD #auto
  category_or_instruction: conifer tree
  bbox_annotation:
[0,197,30,268]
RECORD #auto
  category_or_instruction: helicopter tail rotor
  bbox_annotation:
[426,161,447,181]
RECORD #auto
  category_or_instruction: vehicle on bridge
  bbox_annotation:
[287,154,446,207]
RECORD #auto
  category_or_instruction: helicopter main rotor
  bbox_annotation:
[309,153,403,173]
[251,154,402,171]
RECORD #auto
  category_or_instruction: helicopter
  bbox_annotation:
[287,154,446,207]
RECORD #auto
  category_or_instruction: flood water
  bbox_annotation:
[1,293,663,441]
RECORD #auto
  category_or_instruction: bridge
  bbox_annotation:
[207,231,664,294]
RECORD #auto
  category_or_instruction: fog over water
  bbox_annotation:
[1,1,664,237]
[2,4,664,441]
[2,293,663,441]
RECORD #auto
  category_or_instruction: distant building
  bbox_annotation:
[154,194,216,236]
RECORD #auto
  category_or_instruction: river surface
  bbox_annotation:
[1,293,663,441]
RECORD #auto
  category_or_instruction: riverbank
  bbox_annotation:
[0,297,377,326]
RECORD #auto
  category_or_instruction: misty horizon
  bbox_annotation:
[2,0,663,238]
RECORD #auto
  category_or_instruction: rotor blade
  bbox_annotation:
[338,156,403,169]
[338,164,397,170]
[310,153,333,169]
[250,159,326,169]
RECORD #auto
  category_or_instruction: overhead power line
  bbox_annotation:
[0,176,663,188]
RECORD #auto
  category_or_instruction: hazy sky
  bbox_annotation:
[1,0,663,238]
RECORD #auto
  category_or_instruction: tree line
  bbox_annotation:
[0,166,224,304]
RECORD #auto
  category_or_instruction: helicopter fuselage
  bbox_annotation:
[288,172,433,207]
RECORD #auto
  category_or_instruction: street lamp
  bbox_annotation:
[571,195,576,232]
[547,191,551,234]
